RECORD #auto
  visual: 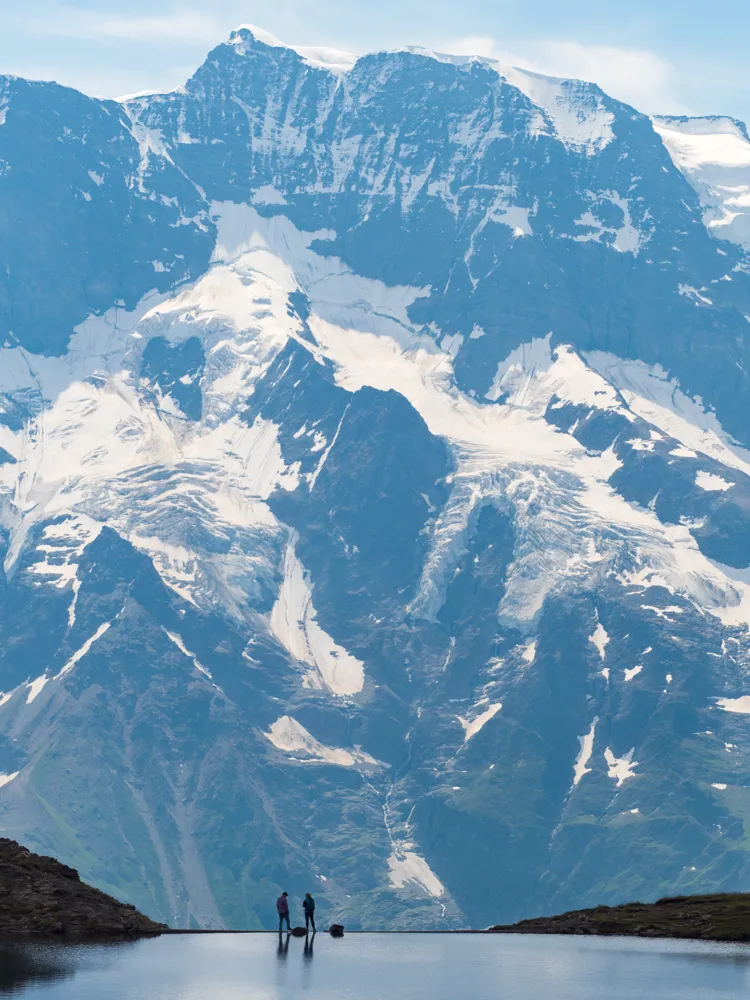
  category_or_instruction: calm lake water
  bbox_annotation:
[2,932,750,999]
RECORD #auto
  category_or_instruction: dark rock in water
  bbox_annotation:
[290,926,307,937]
[489,893,750,942]
[0,838,166,937]
[329,924,345,938]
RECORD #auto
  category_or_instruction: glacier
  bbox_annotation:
[1,25,750,931]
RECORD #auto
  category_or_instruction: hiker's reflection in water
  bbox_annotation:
[303,932,315,962]
[276,932,290,961]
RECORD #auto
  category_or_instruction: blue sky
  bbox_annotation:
[1,0,748,120]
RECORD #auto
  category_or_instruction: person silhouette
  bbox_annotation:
[276,891,291,933]
[302,892,316,933]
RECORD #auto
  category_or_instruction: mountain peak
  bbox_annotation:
[229,24,289,52]
[3,28,750,934]
[227,24,356,73]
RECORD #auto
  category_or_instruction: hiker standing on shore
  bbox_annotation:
[303,892,316,933]
[277,891,291,933]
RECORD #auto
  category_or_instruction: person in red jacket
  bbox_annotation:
[277,891,290,933]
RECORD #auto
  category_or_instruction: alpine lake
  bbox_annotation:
[2,932,750,999]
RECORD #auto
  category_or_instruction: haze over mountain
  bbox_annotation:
[2,25,750,930]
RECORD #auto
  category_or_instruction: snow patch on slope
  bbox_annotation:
[588,620,609,660]
[502,68,614,154]
[0,289,165,405]
[585,351,750,478]
[1,256,300,612]
[654,116,750,249]
[25,676,48,704]
[457,701,502,742]
[487,339,622,411]
[716,695,750,714]
[573,716,598,785]
[164,629,213,679]
[696,470,733,492]
[270,538,365,696]
[24,515,102,597]
[604,747,638,786]
[209,202,429,350]
[57,621,111,678]
[572,191,643,253]
[264,715,378,766]
[521,641,537,664]
[387,850,444,897]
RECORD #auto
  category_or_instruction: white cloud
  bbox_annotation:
[29,7,222,44]
[439,35,690,115]
[445,35,496,59]
[7,10,693,115]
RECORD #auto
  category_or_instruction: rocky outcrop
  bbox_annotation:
[0,839,166,937]
[490,893,750,941]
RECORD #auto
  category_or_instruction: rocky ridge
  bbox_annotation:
[490,893,750,941]
[0,839,165,937]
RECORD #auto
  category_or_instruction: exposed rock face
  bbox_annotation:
[0,839,166,937]
[490,893,750,941]
[5,26,750,932]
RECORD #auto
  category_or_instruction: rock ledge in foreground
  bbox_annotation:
[0,838,166,937]
[490,893,750,942]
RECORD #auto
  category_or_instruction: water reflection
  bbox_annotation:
[660,943,750,967]
[303,932,315,962]
[2,932,750,999]
[0,940,74,994]
[276,932,290,962]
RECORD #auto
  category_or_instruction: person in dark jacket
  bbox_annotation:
[277,891,291,933]
[302,892,316,932]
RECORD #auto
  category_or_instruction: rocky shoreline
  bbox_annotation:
[6,832,750,944]
[0,839,166,938]
[490,893,750,942]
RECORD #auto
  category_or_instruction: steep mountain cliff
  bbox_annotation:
[2,26,750,930]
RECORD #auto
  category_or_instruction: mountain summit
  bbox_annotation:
[1,26,750,930]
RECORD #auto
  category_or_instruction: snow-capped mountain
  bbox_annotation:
[2,25,750,929]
